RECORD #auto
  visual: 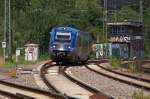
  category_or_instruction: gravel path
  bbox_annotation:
[0,61,49,90]
[0,96,11,99]
[70,66,150,99]
[104,62,150,80]
[0,74,40,89]
[0,61,52,97]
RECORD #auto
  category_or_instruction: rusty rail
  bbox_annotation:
[87,60,150,91]
[63,66,113,99]
[0,61,67,99]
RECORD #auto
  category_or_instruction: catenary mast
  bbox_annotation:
[4,0,12,62]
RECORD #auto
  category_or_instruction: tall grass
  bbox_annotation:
[3,62,16,68]
[0,56,4,66]
[110,57,121,69]
[129,63,139,73]
[0,56,15,68]
[0,48,4,65]
[90,52,96,60]
[0,51,49,68]
[128,60,141,73]
[39,52,49,61]
[132,91,150,99]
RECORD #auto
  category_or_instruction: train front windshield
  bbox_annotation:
[55,32,71,42]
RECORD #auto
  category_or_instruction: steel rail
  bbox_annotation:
[63,66,113,99]
[0,61,66,99]
[89,60,150,82]
[97,64,150,83]
[89,59,150,73]
[0,78,56,99]
[42,62,113,99]
[86,61,150,91]
[0,89,26,99]
[40,61,69,99]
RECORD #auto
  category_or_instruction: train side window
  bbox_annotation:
[81,33,87,47]
[78,36,82,46]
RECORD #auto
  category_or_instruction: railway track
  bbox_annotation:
[0,89,26,99]
[98,63,150,82]
[64,66,112,99]
[40,61,68,99]
[141,60,150,73]
[122,60,150,73]
[86,60,150,91]
[42,62,112,99]
[0,77,65,99]
[23,60,149,99]
[0,61,66,99]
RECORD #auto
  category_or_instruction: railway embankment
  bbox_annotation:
[69,64,150,99]
[0,61,48,98]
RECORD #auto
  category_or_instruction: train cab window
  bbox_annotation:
[55,32,71,42]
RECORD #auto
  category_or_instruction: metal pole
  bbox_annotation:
[4,0,7,63]
[103,10,105,43]
[4,0,12,62]
[105,0,107,43]
[97,34,99,43]
[8,0,12,61]
[103,0,108,58]
[103,0,106,43]
[6,0,8,60]
[139,0,143,22]
[114,0,117,22]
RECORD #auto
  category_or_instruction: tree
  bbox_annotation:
[109,6,139,22]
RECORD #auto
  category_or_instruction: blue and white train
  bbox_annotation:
[49,27,92,64]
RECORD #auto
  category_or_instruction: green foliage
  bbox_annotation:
[0,0,150,59]
[3,62,16,68]
[128,62,141,73]
[87,26,103,42]
[90,52,96,60]
[144,7,150,59]
[16,56,37,65]
[39,52,49,61]
[0,48,3,55]
[132,90,150,99]
[110,57,121,69]
[109,6,139,22]
[0,0,104,56]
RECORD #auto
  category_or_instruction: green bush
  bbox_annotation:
[128,62,141,73]
[39,52,49,61]
[11,55,36,64]
[90,52,96,60]
[0,48,3,56]
[132,91,150,99]
[3,62,16,68]
[2,52,49,67]
[111,57,121,69]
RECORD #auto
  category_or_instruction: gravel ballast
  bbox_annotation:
[0,95,11,99]
[0,74,40,89]
[0,61,49,90]
[70,66,150,99]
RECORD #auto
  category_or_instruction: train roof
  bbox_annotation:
[50,27,90,36]
[52,27,79,32]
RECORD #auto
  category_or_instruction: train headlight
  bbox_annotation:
[68,46,71,49]
[53,45,56,48]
